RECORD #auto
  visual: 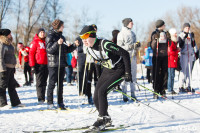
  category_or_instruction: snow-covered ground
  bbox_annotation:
[1,62,200,133]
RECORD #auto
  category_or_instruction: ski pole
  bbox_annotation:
[134,82,200,117]
[57,44,61,103]
[115,89,174,119]
[80,53,88,96]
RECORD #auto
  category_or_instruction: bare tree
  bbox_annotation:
[14,0,21,47]
[23,0,48,46]
[0,0,11,28]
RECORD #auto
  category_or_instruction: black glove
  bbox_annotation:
[0,71,6,79]
[184,32,188,39]
[166,31,171,40]
[124,72,132,82]
[135,41,141,48]
[191,32,194,38]
[154,32,160,39]
[31,67,35,74]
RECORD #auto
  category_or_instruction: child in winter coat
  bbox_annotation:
[167,28,179,94]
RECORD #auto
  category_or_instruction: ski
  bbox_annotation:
[23,126,90,133]
[83,125,130,133]
[39,108,84,113]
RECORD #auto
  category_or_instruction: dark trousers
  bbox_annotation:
[0,68,21,107]
[146,67,152,83]
[65,65,73,83]
[35,64,48,102]
[152,56,168,94]
[24,62,31,83]
[84,63,98,98]
[47,67,65,105]
[94,66,124,116]
[78,64,87,95]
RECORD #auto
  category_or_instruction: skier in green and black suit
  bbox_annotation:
[79,25,132,131]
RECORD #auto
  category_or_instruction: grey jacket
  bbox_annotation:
[0,35,16,72]
[117,27,137,56]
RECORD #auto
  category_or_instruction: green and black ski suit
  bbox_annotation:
[87,38,131,116]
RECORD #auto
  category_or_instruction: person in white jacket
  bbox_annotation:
[117,18,141,102]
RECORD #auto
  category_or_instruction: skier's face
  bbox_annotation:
[127,22,133,29]
[82,37,96,48]
[183,27,190,33]
[58,24,64,32]
[38,31,45,39]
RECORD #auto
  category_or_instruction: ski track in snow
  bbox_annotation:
[1,62,200,133]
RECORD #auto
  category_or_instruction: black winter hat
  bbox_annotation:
[37,28,45,35]
[156,20,165,28]
[91,24,97,31]
[122,18,132,27]
[183,23,190,29]
[80,25,96,38]
[0,29,11,36]
[112,30,120,38]
[51,19,64,30]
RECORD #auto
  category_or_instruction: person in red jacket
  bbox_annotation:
[168,28,179,94]
[29,28,48,104]
[18,42,31,86]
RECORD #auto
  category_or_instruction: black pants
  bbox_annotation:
[0,68,21,107]
[78,64,87,95]
[146,67,152,83]
[47,67,65,105]
[35,64,48,102]
[84,63,98,98]
[24,62,31,83]
[152,56,168,94]
[94,66,124,116]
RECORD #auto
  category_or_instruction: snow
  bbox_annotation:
[1,61,200,133]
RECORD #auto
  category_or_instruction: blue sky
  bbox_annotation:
[62,0,199,39]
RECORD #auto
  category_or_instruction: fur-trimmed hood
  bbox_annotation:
[0,35,11,45]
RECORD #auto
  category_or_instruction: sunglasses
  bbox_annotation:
[80,31,96,39]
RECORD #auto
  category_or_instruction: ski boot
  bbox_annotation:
[186,86,195,93]
[47,104,57,110]
[179,87,187,93]
[88,116,112,132]
[57,103,67,110]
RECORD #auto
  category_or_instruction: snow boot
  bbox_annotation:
[186,86,195,92]
[123,97,129,102]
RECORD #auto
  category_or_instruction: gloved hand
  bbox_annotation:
[166,31,171,40]
[191,32,194,38]
[184,32,189,39]
[124,72,132,82]
[31,67,35,74]
[154,32,160,39]
[0,71,6,79]
[135,41,141,49]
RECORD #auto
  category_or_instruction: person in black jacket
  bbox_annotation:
[79,25,132,131]
[151,20,170,99]
[0,29,24,108]
[46,19,79,110]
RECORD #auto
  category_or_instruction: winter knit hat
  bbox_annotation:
[112,30,120,38]
[51,19,64,30]
[156,20,165,28]
[122,18,132,27]
[183,23,190,29]
[80,25,96,38]
[169,28,177,36]
[0,29,11,36]
[37,28,45,35]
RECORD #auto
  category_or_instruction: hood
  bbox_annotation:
[0,35,11,45]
